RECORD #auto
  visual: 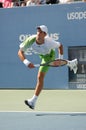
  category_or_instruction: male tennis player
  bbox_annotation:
[18,25,77,109]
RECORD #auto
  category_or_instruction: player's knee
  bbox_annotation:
[37,72,45,81]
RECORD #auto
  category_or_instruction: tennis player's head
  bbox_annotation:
[37,25,48,35]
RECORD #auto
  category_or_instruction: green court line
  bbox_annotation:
[0,90,86,112]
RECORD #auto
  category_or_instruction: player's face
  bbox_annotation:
[36,28,46,40]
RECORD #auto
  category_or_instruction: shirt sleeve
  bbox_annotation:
[19,35,36,52]
[45,37,61,49]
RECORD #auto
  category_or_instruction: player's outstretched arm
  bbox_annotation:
[18,49,34,68]
[58,44,63,59]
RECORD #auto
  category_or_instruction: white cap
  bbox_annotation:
[37,25,48,34]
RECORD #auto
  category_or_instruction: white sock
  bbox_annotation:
[28,95,38,104]
[32,95,38,101]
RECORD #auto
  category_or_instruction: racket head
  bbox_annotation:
[41,59,67,67]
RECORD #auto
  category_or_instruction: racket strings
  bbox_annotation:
[49,60,67,67]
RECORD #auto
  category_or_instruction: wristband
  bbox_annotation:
[58,54,63,59]
[23,59,31,66]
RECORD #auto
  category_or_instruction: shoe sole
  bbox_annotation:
[24,100,34,109]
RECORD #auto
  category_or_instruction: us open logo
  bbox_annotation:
[67,11,86,20]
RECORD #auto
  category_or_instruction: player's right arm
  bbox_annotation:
[18,49,25,61]
[18,35,36,68]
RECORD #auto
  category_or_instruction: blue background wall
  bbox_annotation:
[0,2,86,89]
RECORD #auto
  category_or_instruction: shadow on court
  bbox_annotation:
[0,112,86,130]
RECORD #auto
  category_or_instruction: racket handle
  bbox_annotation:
[34,64,40,67]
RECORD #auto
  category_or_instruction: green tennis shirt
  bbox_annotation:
[19,34,60,72]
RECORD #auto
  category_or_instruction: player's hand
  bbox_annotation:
[28,63,35,68]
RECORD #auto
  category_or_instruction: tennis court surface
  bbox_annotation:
[0,112,86,130]
[0,90,86,130]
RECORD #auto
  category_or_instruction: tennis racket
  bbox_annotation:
[34,59,67,67]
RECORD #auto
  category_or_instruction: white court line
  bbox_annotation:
[0,111,86,115]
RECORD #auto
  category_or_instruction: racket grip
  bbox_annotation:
[34,64,40,67]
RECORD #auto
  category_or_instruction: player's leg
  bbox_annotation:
[34,71,46,96]
[24,50,55,109]
[24,61,50,109]
[25,71,46,109]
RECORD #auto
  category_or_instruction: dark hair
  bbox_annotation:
[0,2,3,8]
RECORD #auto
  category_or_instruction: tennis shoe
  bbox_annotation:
[69,59,78,74]
[24,100,35,109]
[70,59,78,74]
[72,59,78,74]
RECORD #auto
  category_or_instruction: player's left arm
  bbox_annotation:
[58,44,63,59]
[51,39,63,59]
